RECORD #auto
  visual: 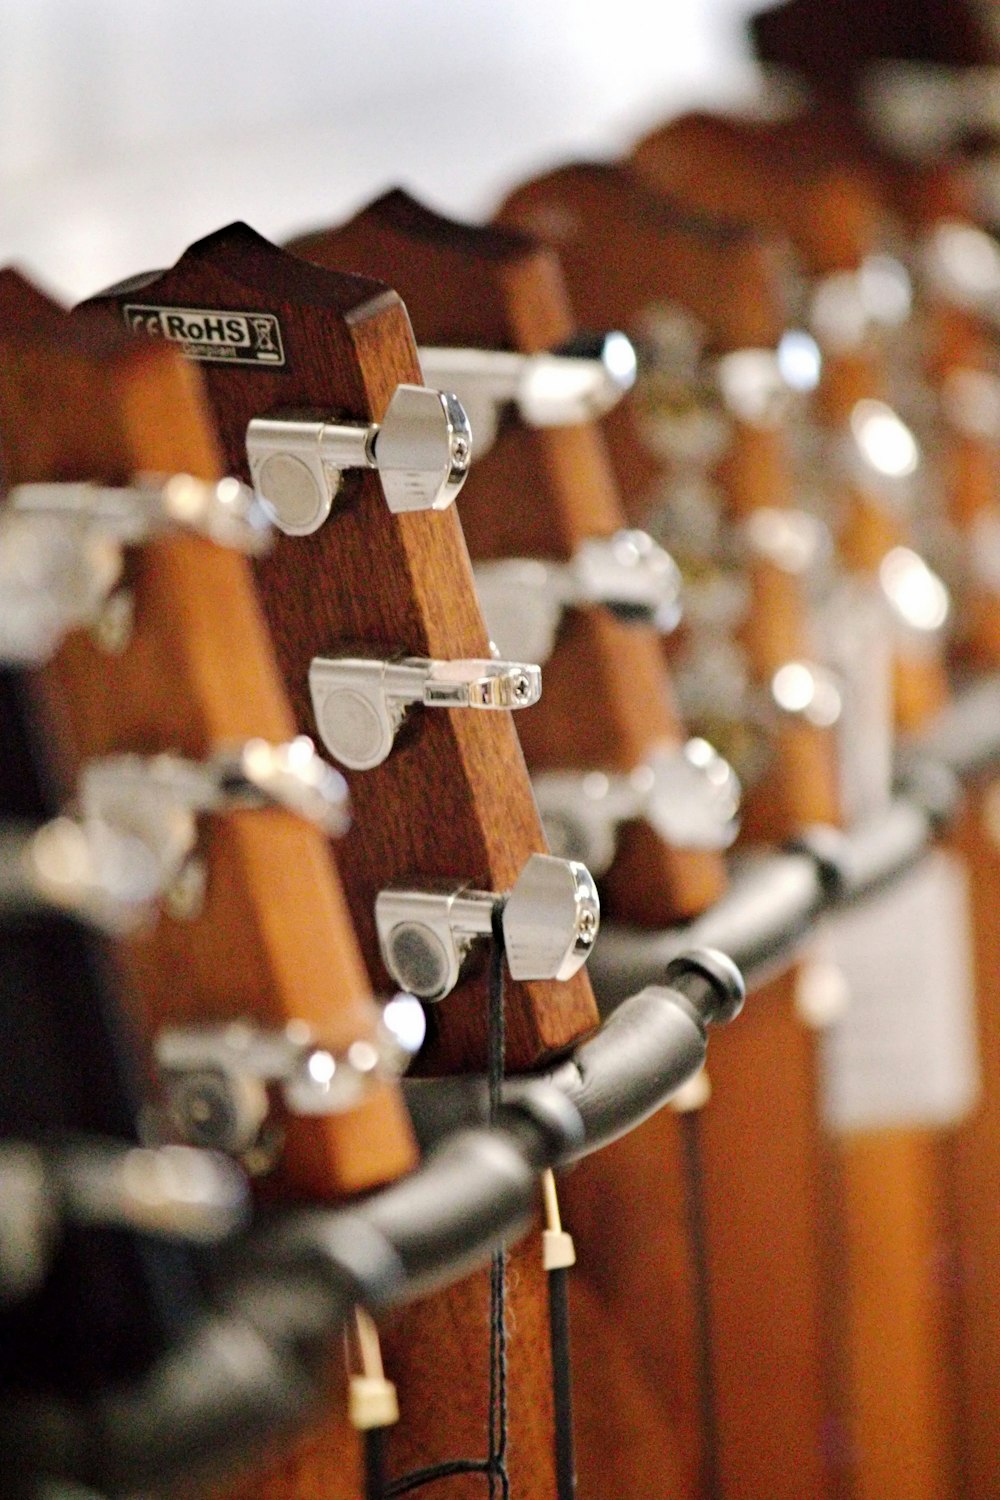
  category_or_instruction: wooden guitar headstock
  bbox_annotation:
[88,223,599,1074]
[291,189,728,925]
[0,271,416,1198]
[87,228,606,1499]
[499,161,843,838]
[633,115,952,734]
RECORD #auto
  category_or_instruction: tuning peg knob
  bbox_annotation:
[375,854,599,1002]
[246,384,471,535]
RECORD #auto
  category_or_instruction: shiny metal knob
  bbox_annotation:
[246,384,471,535]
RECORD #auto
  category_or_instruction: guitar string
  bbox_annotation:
[680,1110,722,1500]
[381,900,511,1499]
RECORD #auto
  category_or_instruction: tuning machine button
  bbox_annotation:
[309,654,541,771]
[1,737,347,932]
[156,999,424,1161]
[375,853,599,1002]
[0,474,269,665]
[475,529,681,663]
[533,741,740,875]
[245,384,471,535]
[418,331,636,457]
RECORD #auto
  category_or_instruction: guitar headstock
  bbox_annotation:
[289,188,733,924]
[87,222,600,1073]
[0,269,416,1200]
[499,162,844,837]
[632,117,952,736]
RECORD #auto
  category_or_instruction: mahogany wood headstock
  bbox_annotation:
[87,223,607,1500]
[633,114,952,734]
[0,271,430,1500]
[0,270,415,1198]
[292,188,726,925]
[499,160,844,840]
[88,224,598,1075]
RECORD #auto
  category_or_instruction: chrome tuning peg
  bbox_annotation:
[309,654,541,771]
[375,853,600,1002]
[156,997,426,1158]
[474,529,681,663]
[246,383,471,535]
[419,331,636,457]
[0,473,269,664]
[923,219,1000,323]
[0,738,346,932]
[533,742,741,876]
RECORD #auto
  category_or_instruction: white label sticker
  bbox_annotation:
[821,850,980,1133]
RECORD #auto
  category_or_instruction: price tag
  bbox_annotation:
[821,850,980,1133]
[815,578,895,823]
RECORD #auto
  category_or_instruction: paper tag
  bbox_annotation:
[821,851,980,1133]
[814,578,895,823]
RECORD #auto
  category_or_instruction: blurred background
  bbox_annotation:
[0,0,768,300]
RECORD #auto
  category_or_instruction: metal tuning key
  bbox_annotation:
[156,996,426,1158]
[309,654,541,770]
[1,738,347,931]
[418,330,637,457]
[245,384,472,535]
[375,853,600,1002]
[533,742,741,875]
[0,473,269,664]
[474,529,682,663]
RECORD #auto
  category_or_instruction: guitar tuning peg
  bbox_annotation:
[245,383,471,535]
[156,1004,423,1160]
[308,654,541,770]
[375,853,600,1002]
[0,474,269,665]
[0,738,347,932]
[533,741,741,876]
[474,529,682,664]
[418,330,636,458]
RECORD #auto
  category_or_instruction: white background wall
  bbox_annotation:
[0,0,771,300]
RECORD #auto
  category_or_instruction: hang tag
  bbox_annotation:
[821,850,980,1133]
[814,578,895,823]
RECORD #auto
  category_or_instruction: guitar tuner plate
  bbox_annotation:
[245,383,471,535]
[375,853,600,1002]
[309,654,541,770]
[474,529,682,664]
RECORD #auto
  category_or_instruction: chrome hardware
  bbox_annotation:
[309,655,541,770]
[740,508,831,576]
[0,738,347,932]
[375,853,600,1002]
[634,301,820,461]
[878,547,951,637]
[0,474,268,664]
[245,384,471,535]
[533,741,740,875]
[809,257,912,354]
[418,331,637,457]
[923,220,1000,323]
[156,1002,423,1156]
[769,661,843,728]
[715,334,820,426]
[844,398,921,499]
[475,530,681,663]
